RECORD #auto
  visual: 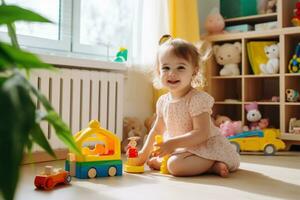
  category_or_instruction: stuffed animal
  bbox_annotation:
[144,113,156,133]
[220,120,243,137]
[258,118,269,129]
[212,114,232,127]
[213,42,242,76]
[257,0,276,14]
[245,102,265,130]
[121,117,145,153]
[292,1,300,26]
[286,89,300,102]
[289,118,300,133]
[266,0,277,13]
[204,8,225,35]
[259,43,280,74]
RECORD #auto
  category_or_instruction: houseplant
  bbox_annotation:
[0,2,81,200]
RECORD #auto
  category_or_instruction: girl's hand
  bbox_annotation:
[128,151,148,166]
[153,139,176,157]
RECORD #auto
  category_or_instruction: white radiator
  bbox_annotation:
[29,68,124,151]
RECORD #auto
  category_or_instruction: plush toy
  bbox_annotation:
[259,43,280,74]
[204,8,225,35]
[144,113,156,133]
[213,42,242,76]
[258,118,269,129]
[289,118,300,133]
[288,43,300,73]
[257,0,268,14]
[245,102,270,130]
[266,0,277,13]
[286,89,300,102]
[212,114,232,127]
[292,1,300,26]
[220,120,243,137]
[121,117,145,153]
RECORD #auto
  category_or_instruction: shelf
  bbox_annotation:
[280,133,300,141]
[285,102,300,105]
[285,73,300,77]
[243,74,280,78]
[225,13,277,26]
[244,102,280,105]
[215,101,242,105]
[211,75,242,79]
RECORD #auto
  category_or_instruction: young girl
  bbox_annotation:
[132,35,240,177]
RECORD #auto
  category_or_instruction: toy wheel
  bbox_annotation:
[45,178,54,190]
[108,166,117,177]
[64,174,72,184]
[230,142,240,153]
[88,168,97,178]
[264,144,276,156]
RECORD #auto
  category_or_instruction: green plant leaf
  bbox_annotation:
[30,123,56,158]
[0,42,55,70]
[0,5,51,25]
[0,74,35,200]
[44,111,81,155]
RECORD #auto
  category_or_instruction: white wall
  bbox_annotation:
[198,0,220,35]
[123,66,153,125]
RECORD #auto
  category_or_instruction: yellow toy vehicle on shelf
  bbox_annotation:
[228,128,285,155]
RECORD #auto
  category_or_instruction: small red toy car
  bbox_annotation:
[34,166,71,190]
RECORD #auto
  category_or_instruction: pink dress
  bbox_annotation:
[156,89,240,171]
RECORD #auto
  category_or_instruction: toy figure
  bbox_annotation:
[292,1,300,26]
[288,43,300,73]
[286,89,300,102]
[114,47,128,62]
[204,8,225,35]
[126,136,140,158]
[245,102,269,130]
[259,43,280,74]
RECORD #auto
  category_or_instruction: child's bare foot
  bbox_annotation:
[147,157,162,170]
[210,162,229,177]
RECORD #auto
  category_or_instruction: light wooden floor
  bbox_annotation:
[16,152,300,200]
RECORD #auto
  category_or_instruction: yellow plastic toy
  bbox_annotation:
[155,135,170,174]
[228,128,285,155]
[124,137,144,173]
[65,120,123,178]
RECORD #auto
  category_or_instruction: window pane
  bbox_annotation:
[5,0,60,40]
[80,0,138,50]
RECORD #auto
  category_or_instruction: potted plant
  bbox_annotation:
[0,1,80,200]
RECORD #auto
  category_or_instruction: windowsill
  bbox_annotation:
[37,53,128,72]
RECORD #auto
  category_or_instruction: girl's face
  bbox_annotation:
[158,47,196,98]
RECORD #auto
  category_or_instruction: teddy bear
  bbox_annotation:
[213,42,242,76]
[286,89,300,102]
[259,43,279,74]
[204,8,225,35]
[266,0,277,13]
[245,102,269,130]
[121,117,145,153]
[144,113,156,133]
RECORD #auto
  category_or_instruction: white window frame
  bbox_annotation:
[0,0,71,51]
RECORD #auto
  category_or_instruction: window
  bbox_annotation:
[0,0,142,62]
[72,0,141,61]
[0,0,71,51]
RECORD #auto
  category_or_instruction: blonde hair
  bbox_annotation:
[153,36,212,89]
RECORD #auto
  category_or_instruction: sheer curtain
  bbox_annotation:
[139,0,170,67]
